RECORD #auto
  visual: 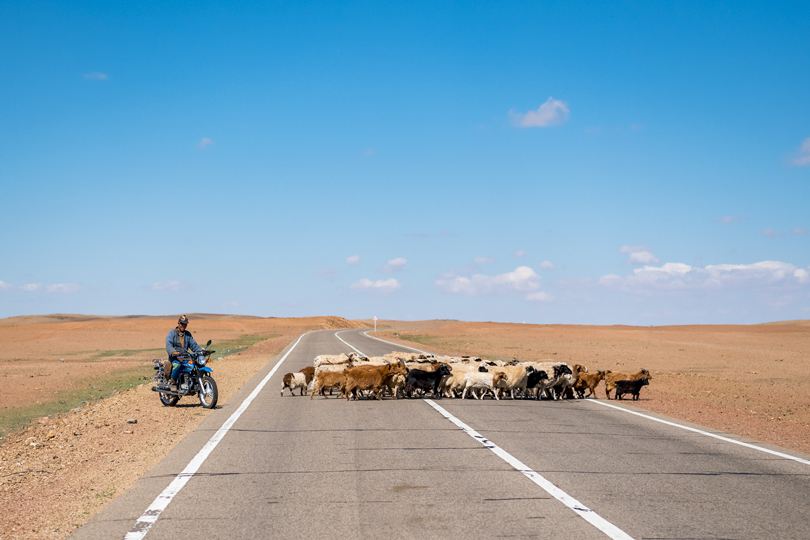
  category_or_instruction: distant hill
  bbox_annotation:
[758,320,810,326]
[0,313,264,325]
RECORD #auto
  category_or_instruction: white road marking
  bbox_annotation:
[423,399,636,540]
[336,330,367,356]
[360,329,810,467]
[362,330,430,354]
[123,332,311,540]
[348,329,633,538]
[587,399,810,466]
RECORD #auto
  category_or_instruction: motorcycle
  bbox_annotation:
[151,339,218,408]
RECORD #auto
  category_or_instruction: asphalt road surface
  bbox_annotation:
[71,329,810,540]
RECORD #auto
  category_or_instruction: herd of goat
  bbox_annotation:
[281,352,652,401]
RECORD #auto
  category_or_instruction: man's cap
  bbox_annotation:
[178,315,189,325]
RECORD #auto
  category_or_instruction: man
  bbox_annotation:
[165,315,203,389]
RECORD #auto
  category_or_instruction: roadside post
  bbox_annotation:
[374,315,377,332]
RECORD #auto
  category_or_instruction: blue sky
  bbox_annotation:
[1,1,808,325]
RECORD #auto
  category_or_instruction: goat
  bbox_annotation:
[614,378,650,400]
[573,369,605,398]
[344,361,409,400]
[605,369,652,399]
[404,363,452,399]
[309,370,348,399]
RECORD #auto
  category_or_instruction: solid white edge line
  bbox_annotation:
[363,330,810,467]
[586,399,810,466]
[123,331,312,540]
[335,330,367,356]
[423,399,635,540]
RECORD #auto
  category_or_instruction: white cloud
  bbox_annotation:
[512,250,526,258]
[474,257,495,265]
[151,281,193,291]
[510,97,570,128]
[350,278,401,293]
[199,138,213,148]
[599,260,809,293]
[619,245,660,265]
[11,281,82,293]
[526,291,554,302]
[436,266,542,297]
[46,283,82,293]
[761,228,786,238]
[346,255,360,265]
[380,257,407,273]
[790,137,810,166]
[83,72,107,80]
[539,260,556,271]
[791,227,808,235]
[719,215,747,224]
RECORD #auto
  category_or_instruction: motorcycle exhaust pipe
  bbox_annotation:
[150,386,185,396]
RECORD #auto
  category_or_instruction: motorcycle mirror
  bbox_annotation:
[206,339,212,347]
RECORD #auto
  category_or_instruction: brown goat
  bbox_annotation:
[309,370,348,399]
[573,369,606,398]
[344,361,409,400]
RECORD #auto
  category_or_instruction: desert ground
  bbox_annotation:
[1,315,808,539]
[0,314,363,539]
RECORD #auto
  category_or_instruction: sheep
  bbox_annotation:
[605,369,652,399]
[439,362,495,397]
[573,369,606,398]
[614,378,650,400]
[299,366,315,385]
[281,372,307,396]
[493,365,536,399]
[461,371,507,400]
[313,353,353,368]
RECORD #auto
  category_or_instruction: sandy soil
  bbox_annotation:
[2,316,808,540]
[0,315,362,540]
[376,321,810,455]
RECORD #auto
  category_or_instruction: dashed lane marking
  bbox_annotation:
[423,399,636,540]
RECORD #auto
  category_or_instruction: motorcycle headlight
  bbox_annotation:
[197,355,207,367]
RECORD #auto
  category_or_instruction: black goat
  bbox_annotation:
[404,363,452,399]
[614,378,649,401]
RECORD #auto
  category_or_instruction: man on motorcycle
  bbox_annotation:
[165,315,203,389]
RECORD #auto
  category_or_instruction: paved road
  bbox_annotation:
[72,329,810,540]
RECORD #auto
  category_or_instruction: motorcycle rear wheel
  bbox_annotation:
[199,376,218,409]
[159,391,179,407]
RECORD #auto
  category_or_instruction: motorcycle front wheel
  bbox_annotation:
[159,391,179,407]
[199,376,218,409]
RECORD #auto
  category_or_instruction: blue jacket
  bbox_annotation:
[166,328,203,357]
